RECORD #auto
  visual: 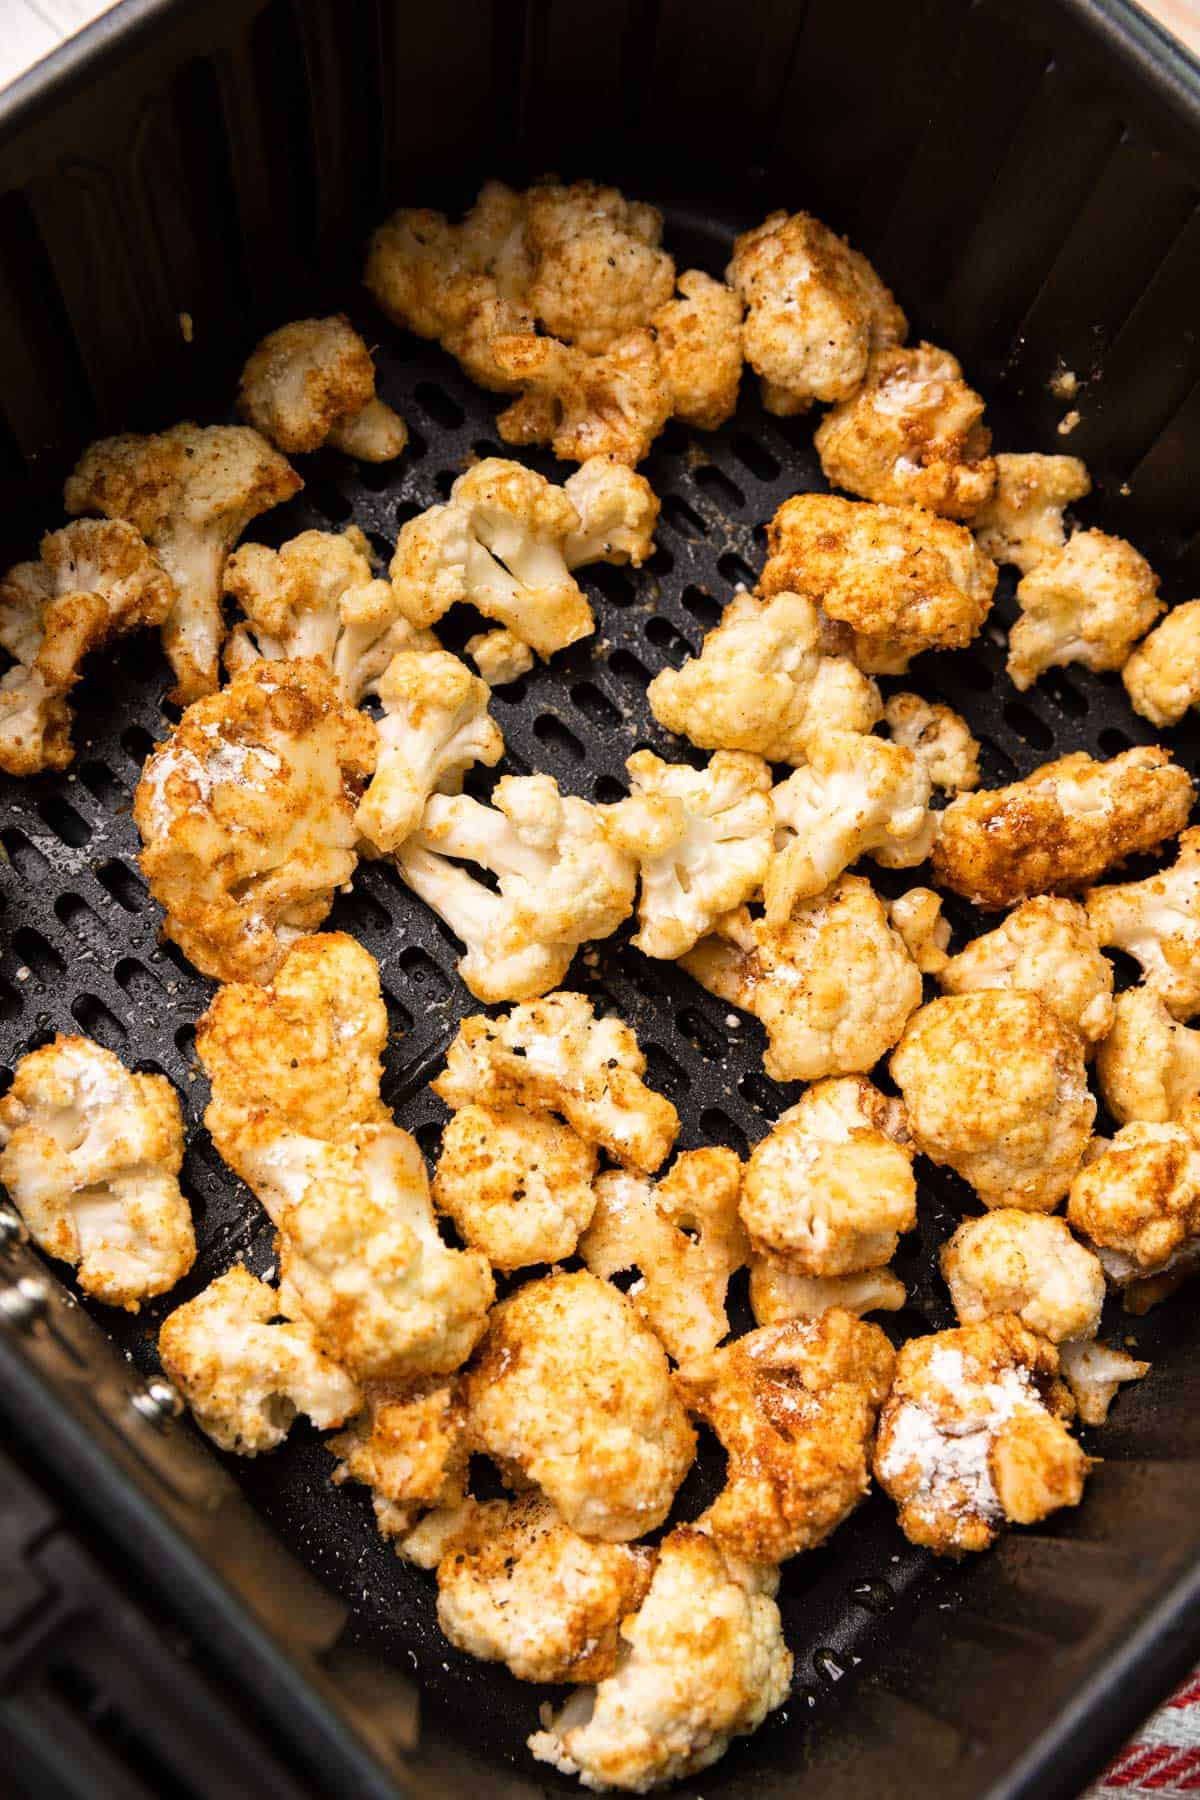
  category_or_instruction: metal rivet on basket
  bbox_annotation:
[0,1207,27,1250]
[131,1377,184,1425]
[0,1275,49,1329]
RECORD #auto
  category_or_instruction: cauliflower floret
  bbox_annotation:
[579,1149,747,1362]
[492,328,673,467]
[158,1266,360,1454]
[766,731,935,925]
[0,1035,193,1311]
[647,590,882,763]
[1096,987,1200,1125]
[465,627,535,686]
[64,422,301,702]
[882,691,980,793]
[941,1211,1105,1343]
[528,1526,791,1792]
[395,774,636,1002]
[434,992,679,1172]
[676,1311,895,1564]
[237,315,407,460]
[562,457,659,568]
[649,270,744,430]
[931,747,1194,909]
[890,992,1095,1211]
[1123,599,1200,727]
[749,1258,906,1323]
[522,179,675,351]
[971,452,1091,574]
[603,749,774,959]
[874,1317,1088,1555]
[1057,1339,1150,1427]
[464,1270,695,1540]
[354,649,503,854]
[1007,529,1162,690]
[329,1379,469,1541]
[761,492,997,674]
[682,876,922,1084]
[432,1103,597,1270]
[726,209,906,413]
[887,887,950,974]
[814,342,996,519]
[740,1077,915,1275]
[133,661,376,984]
[937,896,1114,1046]
[0,519,173,774]
[1086,827,1200,1020]
[1068,1101,1200,1299]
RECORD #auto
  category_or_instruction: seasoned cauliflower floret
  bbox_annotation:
[562,457,659,568]
[1007,529,1162,690]
[329,1379,469,1541]
[432,1103,597,1270]
[134,660,376,985]
[883,691,980,793]
[887,887,950,974]
[938,897,1114,1046]
[749,1258,906,1324]
[971,452,1091,574]
[1086,827,1200,1020]
[932,747,1193,909]
[522,178,675,351]
[237,315,407,460]
[1068,1101,1200,1300]
[941,1211,1105,1344]
[493,328,673,467]
[1096,987,1200,1125]
[64,422,301,702]
[465,626,535,686]
[159,1266,360,1454]
[649,270,744,430]
[464,1271,695,1541]
[0,1035,193,1310]
[1124,599,1200,727]
[1057,1339,1150,1427]
[761,492,997,674]
[647,589,882,763]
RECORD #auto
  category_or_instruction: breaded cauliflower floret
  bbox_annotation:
[523,179,675,351]
[562,457,659,568]
[1068,1101,1200,1298]
[432,1103,597,1270]
[0,519,173,774]
[134,661,376,985]
[941,1211,1105,1344]
[237,315,407,460]
[682,876,922,1084]
[354,649,503,854]
[1096,987,1200,1125]
[890,992,1094,1211]
[647,590,882,763]
[158,1266,360,1454]
[1123,599,1200,727]
[1007,529,1162,690]
[1086,827,1200,1021]
[887,887,950,973]
[938,896,1114,1046]
[815,342,996,519]
[883,691,980,793]
[971,452,1091,574]
[493,328,673,467]
[434,992,679,1172]
[0,1035,193,1311]
[64,422,301,702]
[874,1317,1088,1555]
[1057,1339,1150,1427]
[749,1258,907,1324]
[464,1271,695,1540]
[677,1311,895,1564]
[761,493,997,674]
[465,627,535,686]
[329,1379,468,1541]
[726,209,906,413]
[579,1149,747,1363]
[932,747,1194,909]
[649,271,744,430]
[740,1077,915,1275]
[604,749,774,959]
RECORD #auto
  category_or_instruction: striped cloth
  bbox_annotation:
[1089,1676,1200,1794]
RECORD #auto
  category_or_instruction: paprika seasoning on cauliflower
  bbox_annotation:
[1086,826,1200,1021]
[237,314,407,460]
[1096,987,1200,1125]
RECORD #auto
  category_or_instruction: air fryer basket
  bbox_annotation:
[3,1,1200,1796]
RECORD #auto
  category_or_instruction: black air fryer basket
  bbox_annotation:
[3,1,1200,1795]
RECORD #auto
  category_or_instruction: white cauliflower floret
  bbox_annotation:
[64,422,301,702]
[1057,1340,1150,1427]
[528,1526,791,1792]
[354,649,503,854]
[814,342,996,519]
[0,519,173,773]
[237,315,407,460]
[1086,827,1200,1020]
[329,1379,469,1541]
[579,1149,747,1363]
[887,887,950,974]
[1096,987,1200,1125]
[937,896,1114,1046]
[562,457,659,568]
[158,1266,360,1454]
[603,749,774,959]
[971,452,1091,573]
[883,691,980,793]
[465,627,535,686]
[133,661,376,985]
[740,1077,915,1275]
[761,492,997,674]
[749,1258,906,1324]
[682,876,922,1084]
[434,992,679,1172]
[1068,1101,1200,1307]
[464,1271,695,1541]
[1007,529,1162,690]
[1124,599,1200,727]
[647,589,882,763]
[520,179,675,351]
[432,1102,597,1270]
[395,774,636,1002]
[726,209,906,413]
[890,992,1095,1211]
[649,270,744,429]
[0,1035,193,1311]
[941,1211,1105,1344]
[492,328,673,467]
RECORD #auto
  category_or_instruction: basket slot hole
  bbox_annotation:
[415,1119,444,1162]
[303,479,355,524]
[1040,668,1088,718]
[593,773,628,803]
[71,993,128,1049]
[95,859,147,913]
[698,1106,749,1158]
[681,586,721,629]
[333,885,392,935]
[642,1042,691,1101]
[115,958,166,1004]
[646,543,674,576]
[363,529,393,566]
[584,564,636,607]
[661,494,705,538]
[0,976,22,1021]
[120,724,157,769]
[380,983,415,1036]
[416,382,465,429]
[945,651,994,694]
[77,760,128,809]
[570,681,621,728]
[717,552,757,590]
[1,828,51,882]
[729,433,781,482]
[473,439,505,459]
[608,649,651,690]
[677,1006,724,1060]
[976,734,1019,783]
[1099,725,1134,756]
[35,794,90,848]
[354,459,401,493]
[739,1071,791,1118]
[433,469,457,500]
[645,616,695,667]
[395,498,424,529]
[12,928,65,980]
[693,464,746,513]
[533,713,585,761]
[1002,699,1055,750]
[54,892,109,951]
[174,1022,197,1065]
[398,944,452,998]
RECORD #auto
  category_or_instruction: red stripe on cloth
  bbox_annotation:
[1168,1677,1200,1710]
[1103,1744,1175,1788]
[1144,1746,1200,1788]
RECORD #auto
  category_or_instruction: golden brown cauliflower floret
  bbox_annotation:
[0,519,173,774]
[649,270,744,430]
[1086,827,1200,1021]
[874,1317,1088,1555]
[134,660,376,985]
[64,422,301,702]
[887,886,951,974]
[561,457,659,568]
[1007,529,1162,690]
[682,876,922,1084]
[159,1266,360,1455]
[971,452,1091,574]
[749,1258,907,1324]
[493,328,673,468]
[1068,1101,1200,1302]
[464,1271,695,1541]
[937,897,1114,1047]
[761,492,997,674]
[237,315,407,460]
[465,626,535,686]
[882,691,980,793]
[0,1035,193,1311]
[1123,599,1200,727]
[814,342,996,519]
[432,1103,597,1270]
[647,589,882,763]
[579,1149,747,1363]
[941,1211,1105,1344]
[931,747,1194,909]
[522,179,675,351]
[890,992,1094,1212]
[1096,987,1200,1125]
[329,1379,469,1542]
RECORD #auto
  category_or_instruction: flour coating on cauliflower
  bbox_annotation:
[1096,988,1200,1125]
[937,896,1114,1046]
[1086,827,1200,1020]
[971,452,1090,574]
[1007,529,1162,690]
